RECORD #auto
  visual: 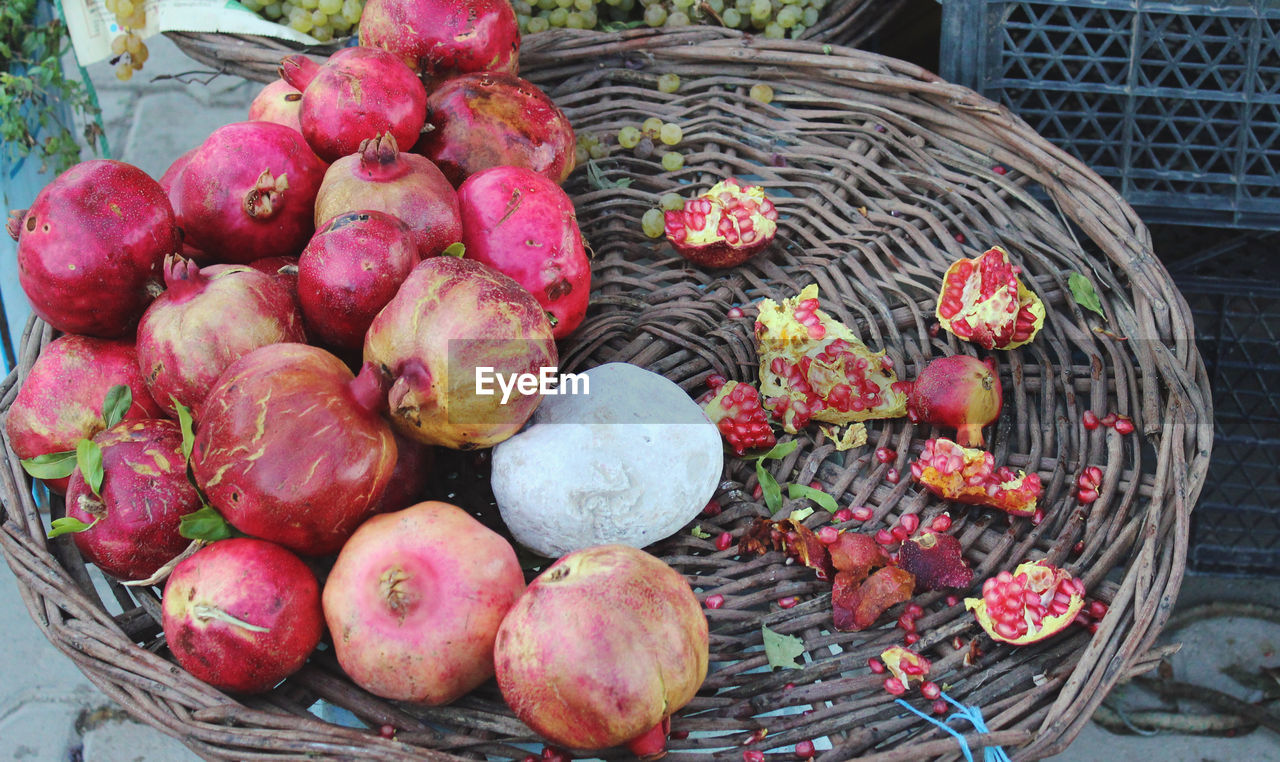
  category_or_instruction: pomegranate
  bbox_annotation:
[162,538,323,693]
[170,121,327,264]
[313,133,462,260]
[247,255,301,309]
[8,160,176,337]
[663,178,779,269]
[755,284,908,433]
[906,354,1002,447]
[322,501,525,704]
[965,560,1086,644]
[457,165,590,338]
[697,374,776,456]
[191,344,397,556]
[279,49,427,164]
[373,432,434,514]
[158,148,196,196]
[298,211,418,352]
[363,256,557,449]
[909,437,1042,516]
[936,246,1044,350]
[248,78,303,134]
[494,545,708,757]
[136,256,306,417]
[64,419,199,581]
[7,336,164,493]
[416,73,576,186]
[880,645,931,688]
[358,0,520,83]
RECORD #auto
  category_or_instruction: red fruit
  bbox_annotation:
[137,256,306,417]
[905,633,920,644]
[297,211,418,352]
[851,506,874,522]
[794,739,815,759]
[965,561,1086,645]
[1082,409,1100,430]
[1100,412,1117,428]
[248,78,303,134]
[323,501,525,703]
[313,134,461,261]
[905,355,1003,447]
[868,657,885,673]
[778,596,798,609]
[171,121,327,263]
[930,514,952,532]
[279,49,427,164]
[744,752,765,762]
[7,335,164,493]
[935,246,1044,350]
[1032,509,1045,525]
[833,507,854,522]
[715,532,733,551]
[458,166,591,338]
[921,681,941,700]
[1089,600,1109,619]
[663,178,779,269]
[728,306,745,318]
[158,148,196,196]
[372,431,435,514]
[886,468,900,484]
[703,499,723,517]
[358,0,520,83]
[10,159,175,336]
[897,531,974,590]
[897,613,916,632]
[1114,416,1135,435]
[932,699,949,715]
[246,256,301,308]
[875,447,896,464]
[191,344,398,555]
[883,677,906,696]
[699,376,777,456]
[417,73,576,186]
[910,437,1042,516]
[705,594,725,609]
[494,545,708,755]
[65,419,199,581]
[362,256,557,449]
[904,603,924,619]
[756,284,908,434]
[161,538,323,693]
[899,513,920,534]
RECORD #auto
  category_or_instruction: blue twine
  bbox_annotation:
[895,691,1011,762]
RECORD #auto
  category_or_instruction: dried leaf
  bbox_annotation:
[762,624,805,670]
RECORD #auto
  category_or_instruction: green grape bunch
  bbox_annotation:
[103,0,149,80]
[240,0,364,42]
[639,0,825,38]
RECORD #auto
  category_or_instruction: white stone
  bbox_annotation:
[492,363,722,558]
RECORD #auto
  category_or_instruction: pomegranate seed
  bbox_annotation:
[715,532,733,551]
[952,636,965,650]
[1087,622,1099,634]
[783,682,796,691]
[921,681,941,700]
[818,526,839,545]
[809,480,822,490]
[1032,509,1044,525]
[932,699,949,715]
[868,658,885,673]
[875,447,896,464]
[904,633,920,645]
[1100,413,1117,428]
[954,233,966,243]
[875,528,895,545]
[897,613,917,632]
[891,525,910,542]
[1077,488,1099,504]
[523,756,538,762]
[929,321,941,338]
[794,740,815,759]
[899,513,920,534]
[727,307,744,319]
[1082,410,1100,430]
[851,506,874,522]
[930,514,952,532]
[884,677,906,696]
[1114,416,1135,435]
[1073,541,1085,554]
[670,729,690,740]
[744,752,765,762]
[778,596,799,609]
[833,508,854,522]
[946,595,960,607]
[542,747,571,762]
[992,165,1007,175]
[752,483,763,500]
[705,594,725,609]
[703,499,722,517]
[1089,601,1109,619]
[379,724,396,738]
[885,468,899,484]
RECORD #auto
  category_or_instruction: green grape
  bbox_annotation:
[657,73,680,93]
[548,7,569,25]
[789,23,805,37]
[341,2,361,23]
[810,0,826,9]
[566,11,587,27]
[644,4,667,26]
[659,122,682,145]
[574,0,592,10]
[665,10,689,25]
[289,13,314,31]
[749,83,774,103]
[514,0,533,13]
[555,0,573,9]
[763,21,785,37]
[538,0,557,10]
[588,142,607,159]
[642,116,664,135]
[672,0,694,8]
[660,192,684,211]
[802,6,818,25]
[241,0,264,10]
[317,0,341,12]
[661,152,684,171]
[574,145,590,167]
[735,0,751,13]
[706,0,724,12]
[580,8,597,26]
[750,0,771,21]
[776,5,801,27]
[722,8,742,26]
[263,3,284,18]
[604,0,622,6]
[527,15,550,31]
[330,12,352,29]
[618,126,642,148]
[298,0,317,9]
[312,24,334,41]
[641,208,665,238]
[311,10,328,24]
[618,0,634,11]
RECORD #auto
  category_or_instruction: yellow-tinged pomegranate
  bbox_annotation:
[966,560,1086,644]
[909,437,1041,516]
[880,645,931,687]
[935,246,1044,350]
[664,178,778,268]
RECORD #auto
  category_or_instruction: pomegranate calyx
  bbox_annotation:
[243,169,289,219]
[625,717,670,760]
[278,54,320,92]
[349,362,392,416]
[160,254,208,301]
[6,208,26,241]
[357,133,409,182]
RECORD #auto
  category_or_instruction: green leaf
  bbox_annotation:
[101,384,132,429]
[1068,271,1106,320]
[690,525,712,539]
[755,439,799,462]
[789,506,815,522]
[787,483,839,513]
[47,515,98,539]
[756,458,782,512]
[600,19,644,31]
[76,439,103,497]
[20,450,76,480]
[179,505,235,542]
[173,398,195,462]
[761,623,805,670]
[442,242,465,258]
[586,160,634,191]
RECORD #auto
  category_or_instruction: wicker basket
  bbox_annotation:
[1,33,1210,761]
[164,0,908,84]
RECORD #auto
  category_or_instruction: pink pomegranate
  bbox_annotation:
[191,344,397,556]
[170,121,327,264]
[374,431,434,514]
[416,73,576,187]
[246,255,300,309]
[64,419,199,581]
[248,78,303,134]
[906,355,1002,447]
[313,133,462,259]
[136,256,306,417]
[458,166,590,339]
[158,148,197,195]
[358,0,520,83]
[8,160,177,337]
[494,545,709,757]
[298,211,418,352]
[279,48,427,164]
[323,501,525,704]
[6,335,164,493]
[162,538,324,693]
[363,256,557,449]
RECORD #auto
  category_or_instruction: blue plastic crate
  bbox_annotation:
[940,0,1280,229]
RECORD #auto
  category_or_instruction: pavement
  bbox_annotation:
[1,33,1279,762]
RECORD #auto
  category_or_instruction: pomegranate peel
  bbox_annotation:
[879,645,931,687]
[698,375,776,456]
[897,531,974,590]
[935,246,1044,350]
[965,560,1086,645]
[909,437,1042,516]
[663,178,778,268]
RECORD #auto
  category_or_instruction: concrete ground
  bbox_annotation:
[1,33,1277,762]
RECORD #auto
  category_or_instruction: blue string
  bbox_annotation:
[894,691,1011,762]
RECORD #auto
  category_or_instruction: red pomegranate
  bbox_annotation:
[906,354,1002,447]
[358,0,520,84]
[248,78,303,134]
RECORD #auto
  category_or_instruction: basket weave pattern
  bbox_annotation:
[0,33,1210,761]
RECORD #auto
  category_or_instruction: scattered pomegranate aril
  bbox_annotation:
[1100,413,1117,428]
[705,594,725,609]
[703,498,723,517]
[897,613,917,633]
[753,484,764,500]
[930,514,952,532]
[875,529,896,546]
[891,525,910,543]
[932,699,949,715]
[875,447,897,464]
[1082,410,1100,430]
[794,740,816,759]
[701,378,777,456]
[886,468,900,484]
[851,506,874,522]
[952,636,965,650]
[778,596,799,609]
[728,307,745,319]
[884,677,906,696]
[817,526,839,545]
[992,165,1007,175]
[921,681,941,700]
[715,532,733,551]
[833,508,854,522]
[899,513,920,534]
[1114,416,1135,435]
[946,595,960,607]
[904,603,924,619]
[743,751,765,762]
[868,658,886,674]
[904,633,920,645]
[1077,488,1099,504]
[1089,601,1109,619]
[379,724,396,738]
[541,746,571,762]
[1031,509,1045,526]
[1073,541,1085,554]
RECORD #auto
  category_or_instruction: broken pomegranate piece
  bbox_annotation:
[664,178,778,268]
[698,375,777,456]
[897,531,974,590]
[756,284,908,434]
[909,438,1042,516]
[935,246,1044,350]
[965,560,1086,645]
[880,645,931,687]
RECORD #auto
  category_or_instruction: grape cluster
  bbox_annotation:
[240,0,365,42]
[640,0,827,38]
[103,0,148,81]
